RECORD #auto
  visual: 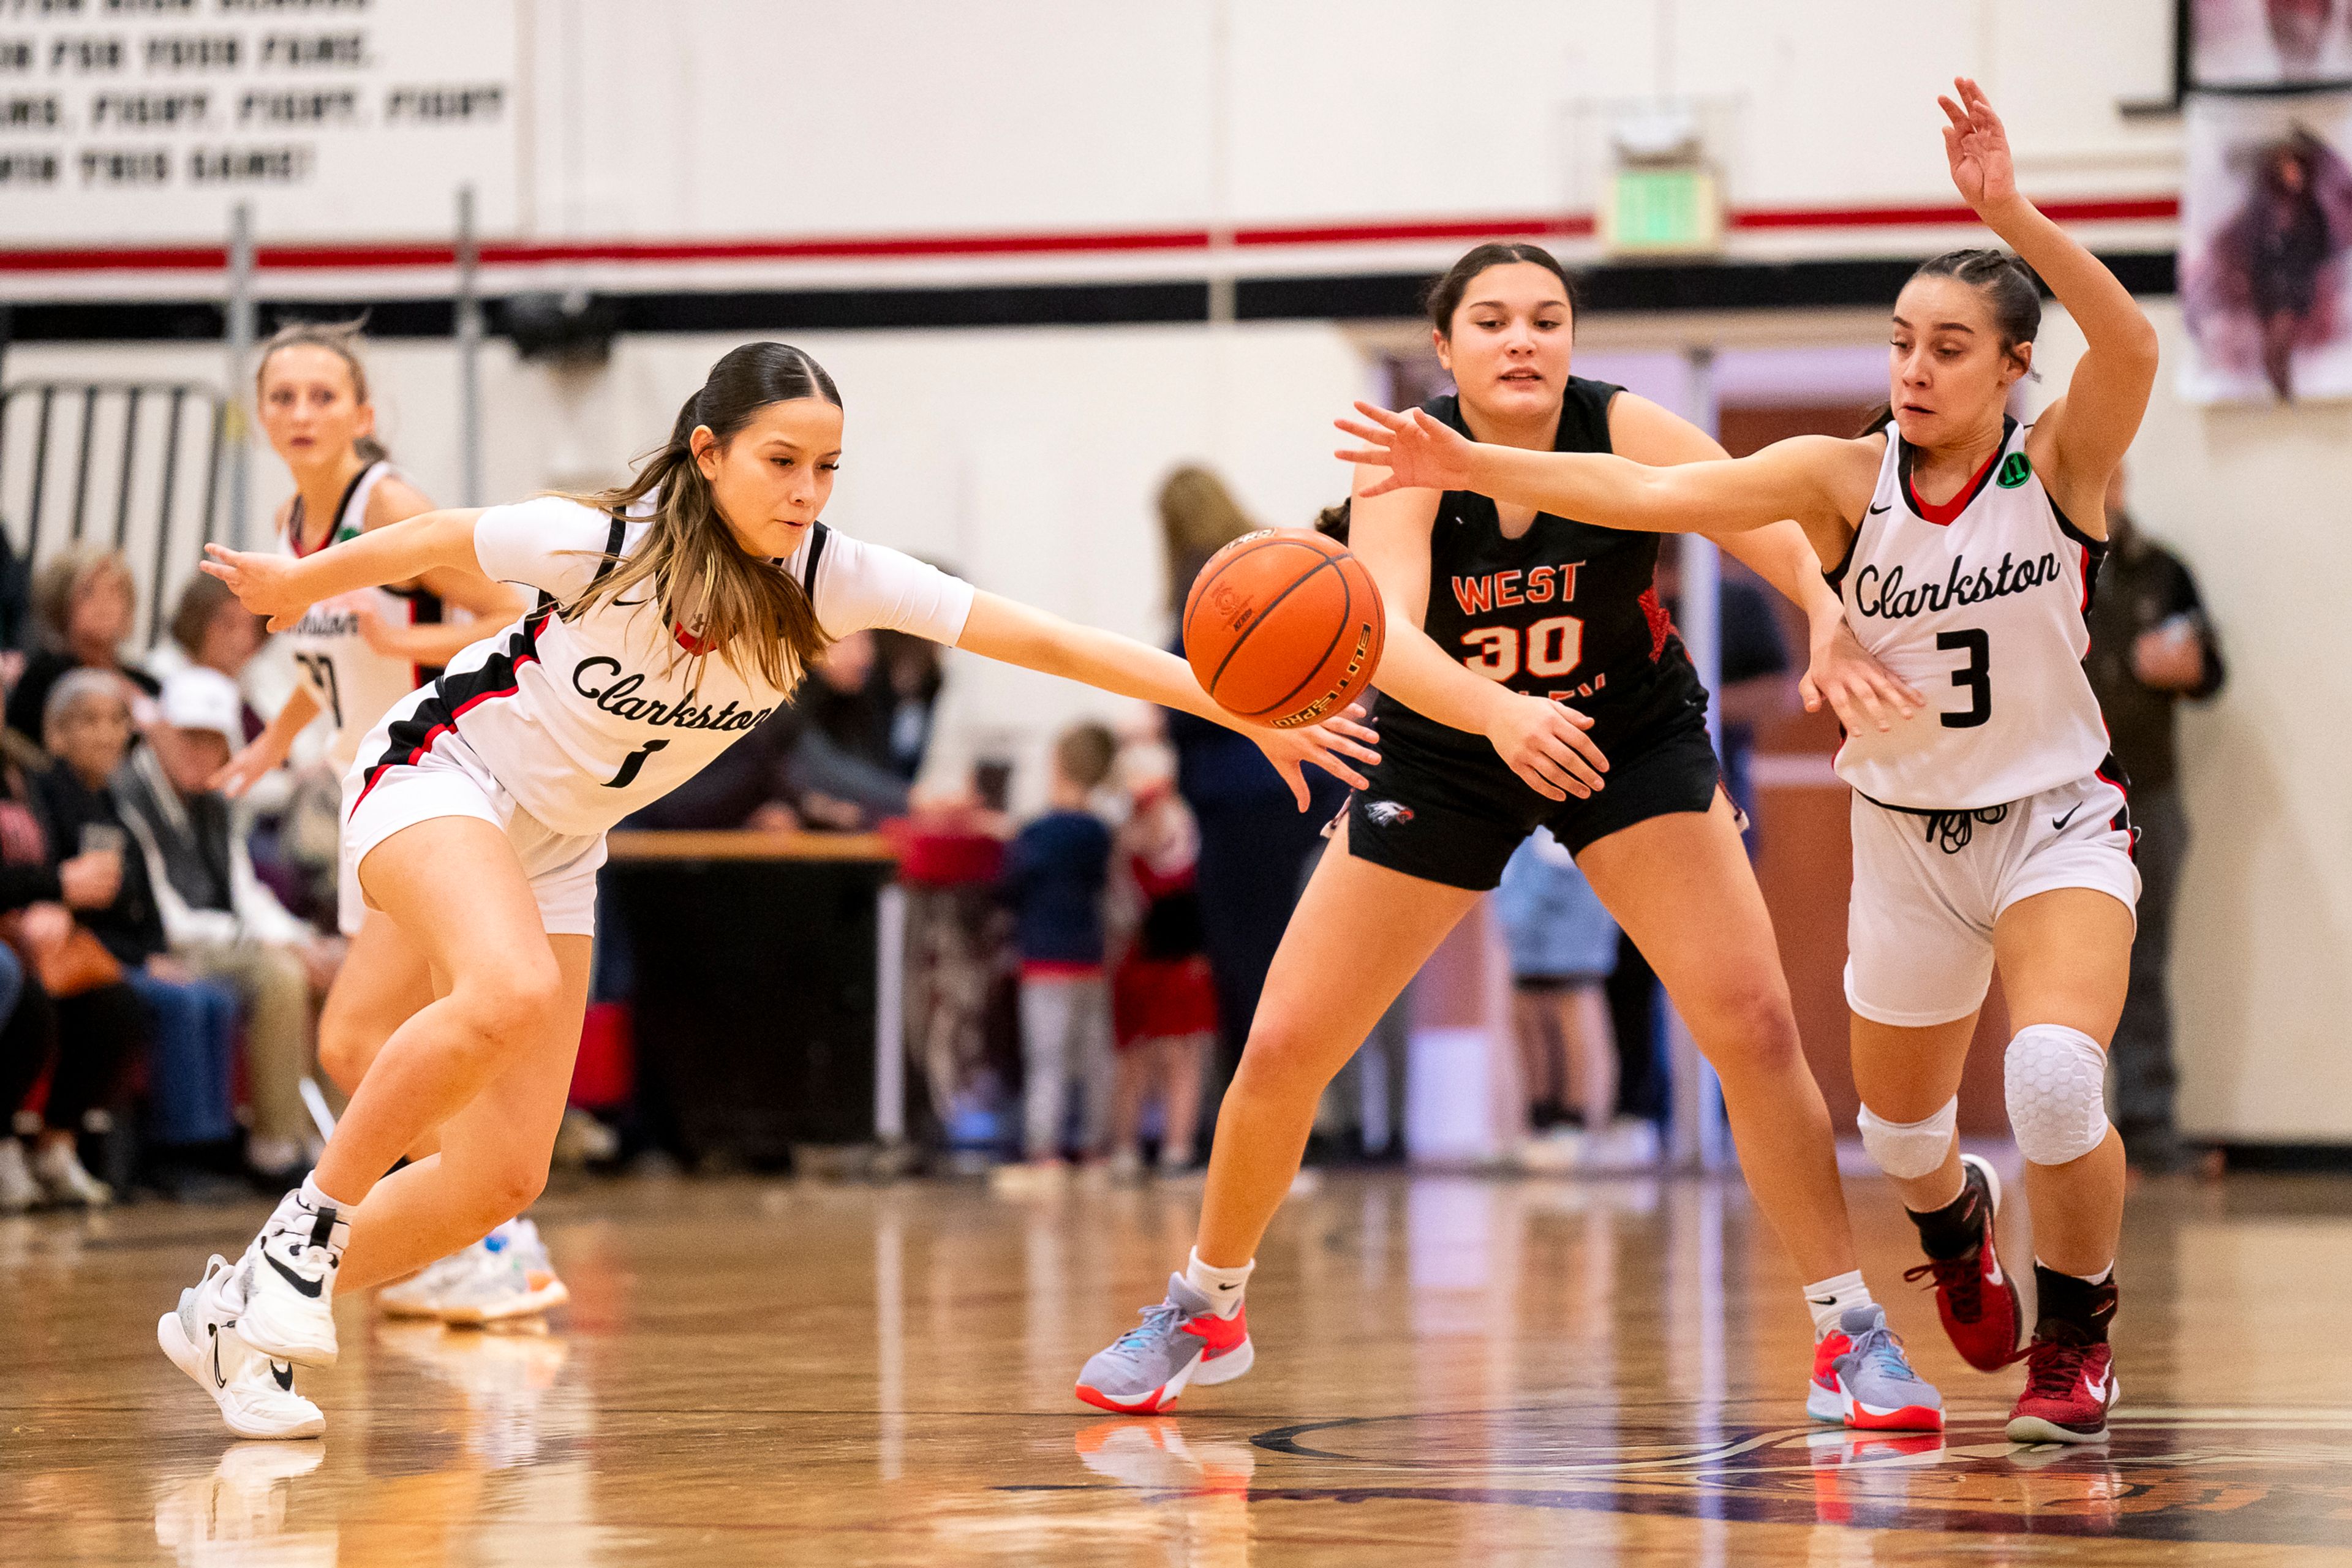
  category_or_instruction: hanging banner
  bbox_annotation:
[0,0,516,244]
[2179,90,2352,402]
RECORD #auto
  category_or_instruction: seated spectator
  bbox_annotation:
[35,669,241,1192]
[873,629,944,780]
[1106,742,1215,1178]
[7,546,160,744]
[115,668,336,1185]
[143,576,268,743]
[0,732,145,1210]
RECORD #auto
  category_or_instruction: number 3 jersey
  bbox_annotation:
[280,461,445,769]
[350,496,974,840]
[1828,418,2109,811]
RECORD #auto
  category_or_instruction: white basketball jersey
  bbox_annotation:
[281,461,444,769]
[1830,420,2110,810]
[348,496,974,840]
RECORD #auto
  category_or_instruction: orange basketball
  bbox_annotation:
[1183,529,1385,728]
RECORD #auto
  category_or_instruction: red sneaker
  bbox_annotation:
[2006,1330,2118,1444]
[1902,1153,2022,1372]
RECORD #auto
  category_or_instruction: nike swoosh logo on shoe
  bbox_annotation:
[273,1362,295,1392]
[265,1250,326,1299]
[208,1326,228,1390]
[1984,1253,2003,1286]
[2083,1369,2111,1401]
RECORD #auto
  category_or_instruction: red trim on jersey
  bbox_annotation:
[351,606,552,809]
[1637,586,1676,662]
[1903,442,2005,527]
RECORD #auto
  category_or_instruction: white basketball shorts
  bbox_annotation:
[341,726,605,938]
[1844,770,2139,1028]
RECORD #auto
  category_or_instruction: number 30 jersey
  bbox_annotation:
[280,461,444,769]
[1828,418,2109,811]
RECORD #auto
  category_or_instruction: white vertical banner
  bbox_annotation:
[0,0,518,242]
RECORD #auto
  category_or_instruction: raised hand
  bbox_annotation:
[1333,402,1477,496]
[1249,704,1382,810]
[1938,76,2016,213]
[1801,618,1924,734]
[200,544,314,632]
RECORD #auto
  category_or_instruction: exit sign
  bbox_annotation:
[1602,167,1723,255]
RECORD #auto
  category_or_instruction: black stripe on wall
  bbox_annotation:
[0,253,2176,342]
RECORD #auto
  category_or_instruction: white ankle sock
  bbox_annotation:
[269,1175,353,1264]
[1184,1248,1253,1319]
[1804,1269,1874,1340]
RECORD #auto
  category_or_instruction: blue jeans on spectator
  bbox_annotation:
[126,970,240,1147]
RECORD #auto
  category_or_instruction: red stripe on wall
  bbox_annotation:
[0,197,2176,276]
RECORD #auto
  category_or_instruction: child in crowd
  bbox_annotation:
[1106,741,1216,1179]
[999,722,1117,1175]
[1493,828,1649,1172]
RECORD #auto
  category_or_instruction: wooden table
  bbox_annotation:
[603,829,907,1157]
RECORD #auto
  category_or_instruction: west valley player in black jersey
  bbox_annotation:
[1342,81,2157,1444]
[1077,241,1943,1429]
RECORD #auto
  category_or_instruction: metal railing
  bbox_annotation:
[0,379,227,646]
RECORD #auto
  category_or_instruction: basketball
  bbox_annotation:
[1182,529,1385,728]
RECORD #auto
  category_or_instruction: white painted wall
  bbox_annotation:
[2026,303,2352,1144]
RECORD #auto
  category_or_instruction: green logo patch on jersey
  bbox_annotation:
[1996,451,2032,489]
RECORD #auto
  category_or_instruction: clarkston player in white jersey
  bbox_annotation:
[1338,79,2158,1446]
[219,320,566,1347]
[168,341,1379,1441]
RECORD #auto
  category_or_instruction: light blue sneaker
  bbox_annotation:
[1807,1304,1943,1431]
[1075,1273,1254,1414]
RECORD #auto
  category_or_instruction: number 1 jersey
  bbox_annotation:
[1828,419,2109,810]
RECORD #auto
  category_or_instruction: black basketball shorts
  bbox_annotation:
[1344,704,1724,893]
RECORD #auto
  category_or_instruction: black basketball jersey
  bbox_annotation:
[1373,380,1698,766]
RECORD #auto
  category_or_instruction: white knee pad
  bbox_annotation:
[1856,1097,1958,1179]
[2005,1024,2111,1166]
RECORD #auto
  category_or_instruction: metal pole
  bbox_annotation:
[225,202,256,549]
[1205,0,1235,330]
[1666,345,1728,1172]
[873,882,907,1147]
[454,184,484,507]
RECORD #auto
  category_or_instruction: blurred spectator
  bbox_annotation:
[6,546,160,743]
[0,732,144,1210]
[873,629,944,780]
[1157,469,1346,1093]
[1106,741,1216,1178]
[1495,831,1653,1171]
[795,631,911,825]
[36,669,241,1189]
[144,577,268,742]
[998,722,1115,1172]
[2086,468,2226,1174]
[116,668,336,1185]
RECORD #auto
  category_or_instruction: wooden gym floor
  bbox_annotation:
[7,1166,2351,1566]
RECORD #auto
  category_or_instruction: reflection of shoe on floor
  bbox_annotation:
[1807,1305,1944,1432]
[1074,1417,1256,1494]
[153,1441,336,1567]
[157,1255,325,1440]
[435,1219,570,1326]
[1804,1428,1943,1525]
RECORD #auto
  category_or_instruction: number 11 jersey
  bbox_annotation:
[1828,419,2109,810]
[280,461,444,769]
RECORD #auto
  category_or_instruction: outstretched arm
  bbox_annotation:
[202,510,486,631]
[355,475,527,662]
[1940,77,2157,514]
[1337,403,1850,539]
[953,590,1379,810]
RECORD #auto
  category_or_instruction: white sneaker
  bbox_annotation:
[0,1140,37,1213]
[1581,1117,1664,1173]
[32,1139,110,1207]
[157,1256,325,1440]
[236,1189,347,1366]
[435,1219,570,1326]
[377,1246,483,1320]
